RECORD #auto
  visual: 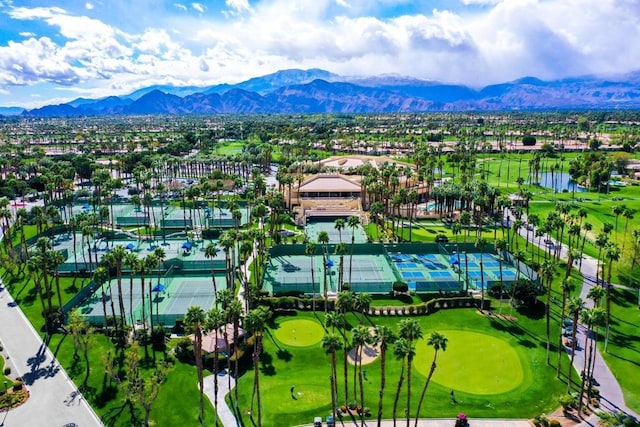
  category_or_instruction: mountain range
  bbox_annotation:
[10,68,640,116]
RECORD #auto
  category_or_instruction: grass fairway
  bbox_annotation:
[413,330,523,395]
[235,310,567,426]
[273,319,324,347]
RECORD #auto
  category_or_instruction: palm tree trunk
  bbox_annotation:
[377,348,387,427]
[392,359,405,427]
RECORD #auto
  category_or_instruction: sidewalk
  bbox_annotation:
[298,419,531,427]
[203,371,239,427]
[0,279,102,427]
[514,212,639,424]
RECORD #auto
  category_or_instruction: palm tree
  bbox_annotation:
[153,247,166,324]
[494,238,507,315]
[398,319,423,427]
[318,231,330,311]
[392,337,413,427]
[578,307,606,413]
[107,245,128,328]
[322,333,342,423]
[476,237,488,312]
[509,250,526,318]
[557,277,576,377]
[603,242,620,352]
[414,332,448,426]
[227,299,244,407]
[373,325,396,427]
[244,306,271,427]
[566,296,585,392]
[540,258,557,364]
[347,215,360,285]
[351,325,370,426]
[305,242,317,312]
[124,252,140,326]
[204,242,220,300]
[206,308,225,427]
[185,305,207,426]
[335,242,349,290]
[334,218,346,243]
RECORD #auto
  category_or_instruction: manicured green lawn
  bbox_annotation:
[599,288,640,413]
[413,330,523,395]
[273,319,324,347]
[233,309,571,426]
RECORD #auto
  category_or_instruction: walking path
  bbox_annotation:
[0,279,102,427]
[203,371,239,427]
[514,212,639,424]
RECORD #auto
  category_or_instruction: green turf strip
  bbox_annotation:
[413,330,523,395]
[273,319,324,347]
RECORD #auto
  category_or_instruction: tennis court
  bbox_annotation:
[263,252,396,294]
[448,252,523,290]
[305,219,367,244]
[78,273,225,326]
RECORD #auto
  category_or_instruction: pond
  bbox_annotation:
[537,172,585,193]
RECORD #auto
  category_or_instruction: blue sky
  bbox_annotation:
[1,0,639,108]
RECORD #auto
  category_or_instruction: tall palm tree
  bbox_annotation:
[204,242,220,300]
[322,333,342,424]
[107,245,128,328]
[351,325,370,426]
[566,296,585,392]
[305,242,318,312]
[185,305,207,427]
[557,277,576,377]
[227,299,244,407]
[335,242,348,290]
[540,258,557,364]
[494,238,507,315]
[578,307,606,413]
[398,319,423,427]
[476,237,488,312]
[373,325,396,427]
[124,252,140,326]
[392,337,413,427]
[603,242,620,352]
[318,231,330,311]
[334,218,345,243]
[152,247,166,327]
[206,307,225,427]
[347,215,360,285]
[244,306,271,427]
[414,332,448,426]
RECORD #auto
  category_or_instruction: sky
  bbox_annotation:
[1,0,640,108]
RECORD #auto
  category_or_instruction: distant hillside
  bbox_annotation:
[20,68,640,116]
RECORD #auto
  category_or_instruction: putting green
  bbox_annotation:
[413,330,523,395]
[273,319,324,347]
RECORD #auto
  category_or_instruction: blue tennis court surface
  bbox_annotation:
[483,261,500,268]
[402,271,425,279]
[396,262,418,269]
[429,271,454,279]
[391,254,413,262]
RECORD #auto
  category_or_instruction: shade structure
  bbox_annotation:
[326,258,334,268]
[151,283,165,292]
[449,254,459,265]
[125,243,135,250]
[182,242,193,250]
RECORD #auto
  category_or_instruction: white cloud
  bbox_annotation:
[3,0,640,106]
[460,0,502,5]
[19,31,35,37]
[225,0,251,13]
[85,2,94,10]
[335,0,350,7]
[191,2,205,13]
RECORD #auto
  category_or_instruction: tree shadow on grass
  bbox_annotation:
[276,349,292,362]
[260,352,276,376]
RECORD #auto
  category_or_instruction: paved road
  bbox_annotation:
[0,279,102,427]
[513,211,639,424]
